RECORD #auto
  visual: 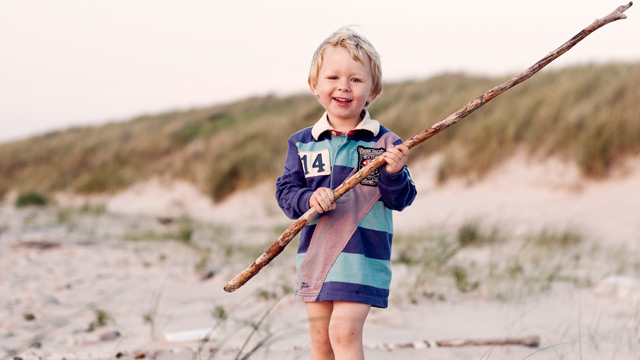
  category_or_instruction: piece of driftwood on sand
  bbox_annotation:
[375,335,541,350]
[224,2,633,293]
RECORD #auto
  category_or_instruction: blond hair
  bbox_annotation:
[308,27,383,103]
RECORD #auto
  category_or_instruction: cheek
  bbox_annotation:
[313,83,328,96]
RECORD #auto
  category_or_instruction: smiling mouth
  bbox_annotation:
[333,97,352,103]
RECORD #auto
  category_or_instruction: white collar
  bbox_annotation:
[311,110,380,140]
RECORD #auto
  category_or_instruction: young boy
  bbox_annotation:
[275,27,417,359]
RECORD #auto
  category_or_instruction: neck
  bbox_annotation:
[327,110,366,132]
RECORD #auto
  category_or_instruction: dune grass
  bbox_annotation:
[1,62,638,202]
[372,63,640,183]
[389,219,612,303]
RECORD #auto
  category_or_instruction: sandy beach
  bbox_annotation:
[2,154,639,360]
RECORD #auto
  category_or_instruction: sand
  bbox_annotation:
[1,154,639,360]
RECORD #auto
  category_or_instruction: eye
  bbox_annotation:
[327,76,338,80]
[351,78,361,83]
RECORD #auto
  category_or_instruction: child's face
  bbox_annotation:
[309,46,378,126]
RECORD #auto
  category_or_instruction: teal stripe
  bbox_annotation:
[296,252,391,290]
[297,139,381,167]
[325,253,391,289]
[333,140,379,167]
[333,141,357,167]
[297,140,330,152]
[359,202,393,233]
[296,253,305,272]
[298,138,377,153]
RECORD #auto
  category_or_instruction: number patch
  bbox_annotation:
[299,149,330,177]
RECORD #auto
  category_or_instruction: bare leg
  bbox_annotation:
[306,301,335,360]
[328,301,371,360]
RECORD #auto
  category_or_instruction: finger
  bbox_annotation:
[389,145,409,161]
[395,144,409,154]
[320,199,330,211]
[321,189,334,203]
[384,152,399,164]
[311,201,323,213]
[311,193,324,213]
[390,147,407,159]
[318,189,334,211]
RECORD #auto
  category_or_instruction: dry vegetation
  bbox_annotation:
[4,204,638,359]
[1,62,639,202]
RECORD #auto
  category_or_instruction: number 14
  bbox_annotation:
[299,149,330,177]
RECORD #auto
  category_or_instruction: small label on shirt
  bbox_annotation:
[299,149,331,177]
[358,146,385,186]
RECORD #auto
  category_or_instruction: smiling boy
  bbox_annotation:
[276,27,417,359]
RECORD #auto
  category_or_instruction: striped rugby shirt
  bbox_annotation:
[275,111,417,308]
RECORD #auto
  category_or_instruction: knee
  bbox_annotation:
[310,328,333,356]
[329,323,361,348]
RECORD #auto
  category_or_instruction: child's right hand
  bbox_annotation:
[309,187,336,213]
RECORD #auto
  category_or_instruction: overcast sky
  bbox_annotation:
[1,0,637,144]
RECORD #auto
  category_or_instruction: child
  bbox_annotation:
[275,27,417,359]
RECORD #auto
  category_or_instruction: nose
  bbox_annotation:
[337,78,350,91]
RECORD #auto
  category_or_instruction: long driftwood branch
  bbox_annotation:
[376,335,541,350]
[223,2,632,293]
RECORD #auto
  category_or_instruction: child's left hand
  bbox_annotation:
[383,144,409,173]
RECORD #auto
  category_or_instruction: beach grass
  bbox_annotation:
[1,63,639,203]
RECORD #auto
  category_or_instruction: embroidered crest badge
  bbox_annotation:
[357,146,385,186]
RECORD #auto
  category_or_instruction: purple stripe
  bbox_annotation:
[316,282,389,308]
[342,227,392,260]
[299,225,392,260]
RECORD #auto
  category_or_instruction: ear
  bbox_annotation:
[367,90,380,105]
[308,77,319,97]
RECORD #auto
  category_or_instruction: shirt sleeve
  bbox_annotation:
[275,135,314,219]
[377,136,417,211]
[378,165,417,211]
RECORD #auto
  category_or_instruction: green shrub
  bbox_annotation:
[74,165,130,193]
[528,228,583,248]
[452,265,480,293]
[87,309,112,332]
[457,221,503,247]
[176,216,194,243]
[15,191,49,207]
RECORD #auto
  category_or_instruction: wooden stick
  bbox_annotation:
[377,335,540,350]
[223,2,632,293]
[434,335,541,348]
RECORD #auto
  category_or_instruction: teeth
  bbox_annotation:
[334,97,352,102]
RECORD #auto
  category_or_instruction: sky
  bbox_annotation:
[1,0,638,144]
